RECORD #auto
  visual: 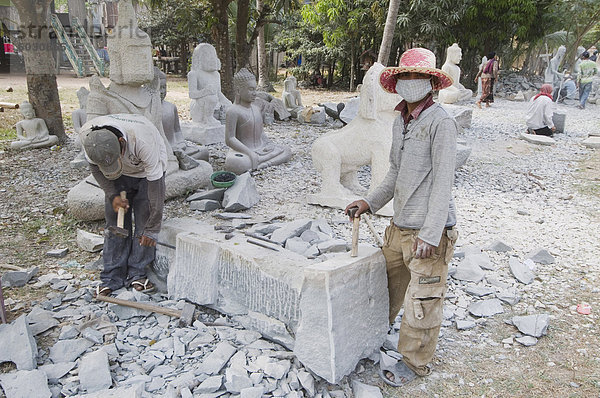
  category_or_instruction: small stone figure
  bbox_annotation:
[572,46,586,79]
[182,43,230,144]
[11,101,58,150]
[71,87,90,168]
[224,68,291,174]
[188,43,230,126]
[438,43,472,104]
[282,76,304,118]
[255,91,291,124]
[158,71,208,169]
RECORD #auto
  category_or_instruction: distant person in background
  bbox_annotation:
[577,52,598,109]
[97,46,109,66]
[526,84,556,136]
[476,52,499,109]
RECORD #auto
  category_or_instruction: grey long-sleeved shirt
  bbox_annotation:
[365,103,457,247]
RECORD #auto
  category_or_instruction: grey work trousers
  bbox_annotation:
[102,175,154,291]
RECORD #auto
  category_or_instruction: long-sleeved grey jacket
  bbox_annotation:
[365,103,457,247]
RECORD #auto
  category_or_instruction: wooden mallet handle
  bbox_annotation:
[348,207,360,257]
[117,191,127,229]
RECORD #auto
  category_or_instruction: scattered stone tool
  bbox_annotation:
[96,295,196,327]
[0,279,7,324]
[348,207,360,257]
[106,191,176,250]
[246,238,280,251]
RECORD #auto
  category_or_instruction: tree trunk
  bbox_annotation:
[12,0,66,142]
[256,0,273,91]
[210,0,234,99]
[377,0,400,66]
[236,0,250,70]
[350,41,356,91]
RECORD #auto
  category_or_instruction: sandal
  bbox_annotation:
[379,351,416,387]
[95,285,112,297]
[131,278,156,293]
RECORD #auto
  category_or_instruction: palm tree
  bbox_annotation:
[378,0,401,66]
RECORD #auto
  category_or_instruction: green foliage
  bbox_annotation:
[138,0,212,50]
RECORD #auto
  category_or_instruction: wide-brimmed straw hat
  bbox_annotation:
[379,48,454,93]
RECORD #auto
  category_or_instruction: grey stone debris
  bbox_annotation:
[467,252,494,271]
[1,267,38,287]
[79,349,112,392]
[452,257,485,282]
[0,369,52,398]
[222,172,260,212]
[520,132,556,145]
[81,327,104,344]
[285,237,311,255]
[197,375,223,394]
[582,136,600,148]
[512,314,550,337]
[456,319,477,330]
[468,298,504,317]
[187,188,227,202]
[0,314,38,370]
[496,290,521,306]
[214,212,253,220]
[485,240,513,252]
[196,341,237,375]
[240,386,265,398]
[46,248,69,258]
[464,286,495,297]
[191,199,222,212]
[74,383,144,397]
[456,144,472,169]
[339,97,359,124]
[515,335,538,346]
[76,229,104,252]
[270,219,312,245]
[317,239,348,254]
[108,291,147,319]
[225,367,253,393]
[526,248,555,264]
[351,379,383,398]
[39,362,76,383]
[27,306,59,335]
[509,257,535,284]
[49,338,94,363]
[264,359,291,380]
[297,371,315,396]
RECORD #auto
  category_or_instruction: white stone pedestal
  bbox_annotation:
[181,122,225,145]
[67,161,213,221]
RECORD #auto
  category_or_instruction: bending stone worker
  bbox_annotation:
[80,114,167,297]
[224,68,291,174]
[345,48,458,386]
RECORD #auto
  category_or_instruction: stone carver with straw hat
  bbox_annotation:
[346,48,459,386]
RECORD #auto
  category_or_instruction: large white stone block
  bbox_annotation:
[162,218,388,383]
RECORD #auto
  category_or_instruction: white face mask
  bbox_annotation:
[395,79,432,103]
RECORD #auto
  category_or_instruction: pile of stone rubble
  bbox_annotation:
[0,270,357,398]
[495,72,544,101]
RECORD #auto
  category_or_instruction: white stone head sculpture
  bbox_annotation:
[447,43,462,65]
[76,87,89,110]
[192,43,221,73]
[107,0,154,85]
[20,101,35,119]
